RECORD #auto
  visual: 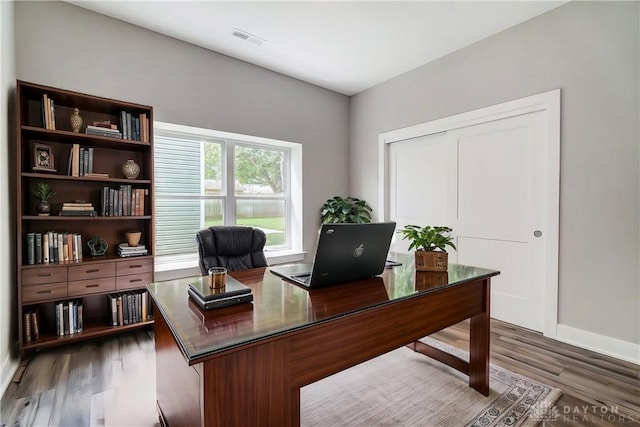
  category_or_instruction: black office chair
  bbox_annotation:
[196,225,268,274]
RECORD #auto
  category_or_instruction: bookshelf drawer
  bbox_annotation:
[68,277,116,297]
[117,258,153,276]
[22,266,68,285]
[22,282,68,303]
[116,272,153,291]
[68,262,116,281]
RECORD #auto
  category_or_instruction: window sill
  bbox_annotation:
[154,250,305,275]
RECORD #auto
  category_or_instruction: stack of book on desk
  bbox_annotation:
[188,276,253,310]
[118,243,148,257]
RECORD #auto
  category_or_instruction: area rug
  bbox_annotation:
[301,337,562,427]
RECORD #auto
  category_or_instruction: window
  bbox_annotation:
[154,122,303,271]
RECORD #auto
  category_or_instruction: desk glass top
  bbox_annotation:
[147,254,499,363]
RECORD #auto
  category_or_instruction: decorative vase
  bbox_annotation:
[70,108,83,133]
[87,236,108,256]
[36,200,51,216]
[122,159,140,179]
[125,230,142,247]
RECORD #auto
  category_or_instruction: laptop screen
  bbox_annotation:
[308,222,396,287]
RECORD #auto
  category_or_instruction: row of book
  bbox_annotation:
[25,231,83,265]
[55,299,84,336]
[101,185,147,217]
[67,144,107,178]
[107,290,152,326]
[119,111,150,142]
[41,93,56,130]
[23,311,40,343]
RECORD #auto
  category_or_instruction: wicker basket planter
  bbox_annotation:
[415,250,448,272]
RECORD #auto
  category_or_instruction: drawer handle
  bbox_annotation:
[36,290,52,294]
[129,279,142,283]
[85,284,100,288]
[86,269,100,273]
[37,273,54,277]
[129,265,142,269]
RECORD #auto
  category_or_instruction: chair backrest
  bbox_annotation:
[196,226,268,274]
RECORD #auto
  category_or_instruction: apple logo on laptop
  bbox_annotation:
[353,244,364,257]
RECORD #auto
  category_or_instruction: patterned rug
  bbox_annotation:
[301,337,561,427]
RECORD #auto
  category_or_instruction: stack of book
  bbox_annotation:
[118,243,148,257]
[59,202,97,217]
[85,125,122,139]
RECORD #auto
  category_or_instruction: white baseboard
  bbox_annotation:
[556,324,640,365]
[1,351,19,397]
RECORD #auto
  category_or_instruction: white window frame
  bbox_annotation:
[154,121,304,273]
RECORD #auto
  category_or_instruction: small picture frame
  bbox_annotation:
[33,143,56,172]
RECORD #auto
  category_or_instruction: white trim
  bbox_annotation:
[378,89,560,339]
[154,250,305,273]
[153,121,303,258]
[1,351,19,397]
[556,324,640,365]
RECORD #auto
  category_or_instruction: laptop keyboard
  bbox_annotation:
[292,274,311,284]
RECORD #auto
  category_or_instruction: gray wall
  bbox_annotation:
[1,0,17,395]
[4,0,350,385]
[350,1,639,344]
[14,1,350,260]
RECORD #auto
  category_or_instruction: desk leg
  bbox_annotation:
[469,278,490,396]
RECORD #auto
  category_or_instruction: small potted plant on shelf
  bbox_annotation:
[32,182,56,216]
[397,225,456,272]
[320,196,372,224]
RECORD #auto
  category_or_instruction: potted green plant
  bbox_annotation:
[32,182,56,216]
[397,225,456,271]
[320,196,372,224]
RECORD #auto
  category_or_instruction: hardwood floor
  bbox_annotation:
[1,320,638,426]
[431,319,640,427]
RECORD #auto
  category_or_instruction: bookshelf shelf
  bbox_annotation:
[20,319,154,352]
[22,172,151,184]
[23,215,153,221]
[16,80,155,352]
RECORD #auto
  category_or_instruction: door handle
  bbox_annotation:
[534,230,542,237]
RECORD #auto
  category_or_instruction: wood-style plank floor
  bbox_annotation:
[431,319,640,427]
[1,320,638,426]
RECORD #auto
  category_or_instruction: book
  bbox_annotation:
[63,303,69,335]
[62,205,94,211]
[87,147,94,174]
[188,288,253,311]
[83,148,89,176]
[24,313,32,343]
[31,312,39,340]
[43,232,49,264]
[77,302,83,332]
[35,233,42,264]
[26,233,35,265]
[59,210,97,217]
[50,99,56,130]
[43,94,50,129]
[72,144,80,177]
[84,172,109,178]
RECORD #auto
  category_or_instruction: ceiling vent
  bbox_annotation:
[231,28,266,46]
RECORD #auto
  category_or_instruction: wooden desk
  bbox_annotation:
[147,257,499,427]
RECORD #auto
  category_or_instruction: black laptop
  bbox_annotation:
[269,222,396,288]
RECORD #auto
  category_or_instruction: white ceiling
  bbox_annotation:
[67,1,566,96]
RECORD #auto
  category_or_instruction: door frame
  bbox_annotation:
[378,89,560,338]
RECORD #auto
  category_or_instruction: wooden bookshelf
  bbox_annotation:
[16,80,155,352]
